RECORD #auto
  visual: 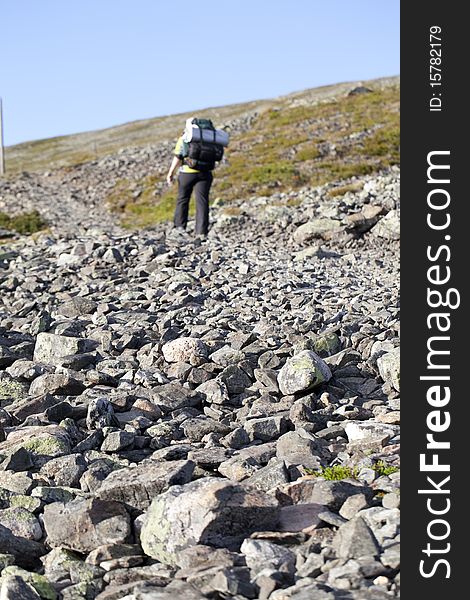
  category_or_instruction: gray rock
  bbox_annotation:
[244,416,287,442]
[0,507,42,541]
[151,383,201,413]
[29,372,85,396]
[40,454,87,487]
[0,524,45,568]
[182,416,231,442]
[243,459,289,492]
[218,365,253,394]
[293,218,343,244]
[0,576,41,600]
[209,345,245,367]
[33,332,94,366]
[140,477,279,564]
[339,493,369,519]
[371,209,400,240]
[162,337,208,366]
[333,516,381,559]
[101,430,135,452]
[241,538,296,578]
[276,429,326,470]
[382,492,400,510]
[96,460,195,510]
[86,398,118,430]
[280,477,370,510]
[270,580,337,599]
[195,379,230,405]
[278,351,332,395]
[377,347,400,391]
[57,297,98,318]
[43,498,132,552]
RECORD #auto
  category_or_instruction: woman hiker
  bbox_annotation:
[166,117,227,238]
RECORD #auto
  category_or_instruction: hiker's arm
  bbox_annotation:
[167,156,182,184]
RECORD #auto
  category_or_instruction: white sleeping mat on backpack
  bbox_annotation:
[183,125,229,146]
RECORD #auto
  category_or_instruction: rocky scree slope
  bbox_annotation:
[0,164,400,599]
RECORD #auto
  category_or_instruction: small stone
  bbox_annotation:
[209,346,245,367]
[0,507,42,541]
[0,524,45,569]
[241,538,296,579]
[195,379,230,405]
[276,429,326,470]
[243,459,289,492]
[40,454,87,487]
[293,218,343,244]
[29,373,85,396]
[339,493,369,519]
[0,576,41,600]
[86,398,118,430]
[151,383,201,413]
[371,209,400,240]
[296,552,324,578]
[382,492,400,509]
[377,347,400,391]
[101,431,135,452]
[162,337,208,366]
[33,333,93,367]
[218,365,252,394]
[244,416,287,442]
[333,516,381,559]
[182,416,231,442]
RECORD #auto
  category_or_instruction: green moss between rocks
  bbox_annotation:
[305,461,400,480]
[305,465,360,481]
[373,460,400,477]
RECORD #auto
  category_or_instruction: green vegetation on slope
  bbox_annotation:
[212,85,399,199]
[0,210,46,235]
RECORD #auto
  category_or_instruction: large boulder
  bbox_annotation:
[293,219,343,244]
[96,460,195,511]
[43,498,131,552]
[277,351,331,395]
[140,477,279,565]
[33,333,95,366]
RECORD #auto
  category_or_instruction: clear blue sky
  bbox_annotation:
[2,1,399,147]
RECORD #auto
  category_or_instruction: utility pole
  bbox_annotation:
[0,98,5,175]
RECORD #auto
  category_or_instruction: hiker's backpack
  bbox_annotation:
[182,118,229,171]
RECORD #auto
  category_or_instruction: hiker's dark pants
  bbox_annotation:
[174,171,213,235]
